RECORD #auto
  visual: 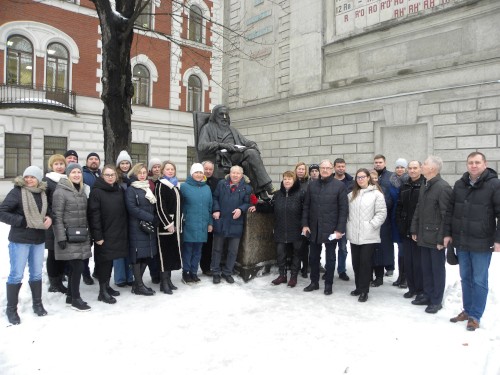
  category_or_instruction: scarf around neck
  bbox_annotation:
[21,184,48,230]
[163,175,178,187]
[45,171,67,183]
[390,172,409,189]
[131,180,157,204]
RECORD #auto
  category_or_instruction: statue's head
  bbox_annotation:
[210,104,230,128]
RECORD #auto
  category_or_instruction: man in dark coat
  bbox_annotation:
[410,156,452,314]
[200,161,221,276]
[374,154,395,275]
[302,159,348,295]
[444,152,500,331]
[198,105,275,199]
[395,160,425,300]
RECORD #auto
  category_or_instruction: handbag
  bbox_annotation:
[446,243,459,265]
[66,227,88,243]
[135,193,156,235]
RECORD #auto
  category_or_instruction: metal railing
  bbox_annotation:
[0,84,76,113]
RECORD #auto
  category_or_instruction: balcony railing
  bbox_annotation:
[0,84,76,114]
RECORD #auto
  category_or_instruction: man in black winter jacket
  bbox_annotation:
[410,156,452,314]
[395,160,425,301]
[302,159,348,295]
[444,152,500,331]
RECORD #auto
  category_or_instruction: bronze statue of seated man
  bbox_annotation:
[198,104,276,200]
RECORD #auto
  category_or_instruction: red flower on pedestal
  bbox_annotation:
[250,194,258,205]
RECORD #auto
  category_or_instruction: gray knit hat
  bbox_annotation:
[66,163,83,176]
[23,166,43,183]
[395,158,409,169]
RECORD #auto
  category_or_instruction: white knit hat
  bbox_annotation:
[116,150,132,167]
[148,158,162,171]
[23,166,43,183]
[190,163,204,176]
[395,158,408,169]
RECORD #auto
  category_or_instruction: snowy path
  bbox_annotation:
[0,223,499,375]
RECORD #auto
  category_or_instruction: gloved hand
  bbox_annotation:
[152,217,160,228]
[58,241,67,250]
[219,143,235,152]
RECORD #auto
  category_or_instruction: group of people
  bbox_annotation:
[1,149,498,333]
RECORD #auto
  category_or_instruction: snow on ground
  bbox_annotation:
[0,222,499,375]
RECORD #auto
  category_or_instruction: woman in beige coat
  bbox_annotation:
[346,168,387,302]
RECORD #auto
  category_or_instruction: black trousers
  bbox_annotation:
[351,243,376,294]
[300,237,309,272]
[97,260,113,284]
[403,237,423,295]
[276,241,302,276]
[46,249,67,278]
[421,246,446,305]
[68,259,84,300]
[200,231,214,272]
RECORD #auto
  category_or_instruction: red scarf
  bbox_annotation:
[229,180,239,193]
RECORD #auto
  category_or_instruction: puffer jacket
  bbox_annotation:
[125,176,159,262]
[395,175,425,239]
[346,185,387,245]
[410,174,452,248]
[42,172,67,250]
[212,176,251,238]
[256,179,305,243]
[52,178,91,261]
[302,174,348,244]
[87,177,128,262]
[444,168,500,253]
[0,176,48,245]
[298,177,309,193]
[180,175,213,243]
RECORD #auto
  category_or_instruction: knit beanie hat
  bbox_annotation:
[309,164,320,173]
[64,150,78,161]
[116,150,132,167]
[190,163,204,176]
[66,163,83,176]
[87,152,100,161]
[23,166,43,183]
[395,158,409,169]
[148,158,162,171]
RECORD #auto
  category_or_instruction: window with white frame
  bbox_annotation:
[132,64,150,106]
[187,75,202,112]
[189,5,203,43]
[6,35,33,86]
[46,43,69,91]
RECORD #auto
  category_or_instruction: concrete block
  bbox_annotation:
[434,124,476,137]
[309,145,332,156]
[478,96,500,110]
[418,104,440,117]
[314,127,332,137]
[320,116,343,126]
[344,132,373,144]
[441,162,456,174]
[344,113,370,124]
[457,135,497,149]
[343,153,374,164]
[437,150,474,162]
[279,139,299,148]
[321,135,344,145]
[280,122,299,131]
[433,114,457,126]
[288,147,309,157]
[266,124,281,133]
[478,148,500,160]
[478,122,500,135]
[457,110,497,123]
[357,143,374,153]
[299,137,321,147]
[272,148,287,157]
[287,129,310,139]
[434,137,457,150]
[357,122,374,133]
[331,124,357,135]
[440,100,477,114]
[298,119,320,129]
[370,111,384,122]
[332,144,357,155]
[247,126,263,135]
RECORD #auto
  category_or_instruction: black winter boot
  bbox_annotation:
[6,283,22,325]
[131,263,155,296]
[58,275,68,293]
[106,281,120,297]
[160,272,173,295]
[166,271,178,290]
[48,277,63,293]
[29,280,48,316]
[139,262,155,293]
[392,257,405,286]
[98,283,117,304]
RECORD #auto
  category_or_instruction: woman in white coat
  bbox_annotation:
[346,168,387,302]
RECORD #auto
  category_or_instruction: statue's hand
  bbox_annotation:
[219,143,236,152]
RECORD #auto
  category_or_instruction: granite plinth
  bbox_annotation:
[222,211,276,282]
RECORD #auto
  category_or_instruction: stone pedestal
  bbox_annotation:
[233,211,276,282]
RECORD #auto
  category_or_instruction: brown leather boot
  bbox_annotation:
[450,311,469,323]
[271,275,287,285]
[287,276,297,288]
[467,318,479,331]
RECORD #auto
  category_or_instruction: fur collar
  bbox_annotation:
[13,176,47,190]
[160,178,175,189]
[224,174,251,184]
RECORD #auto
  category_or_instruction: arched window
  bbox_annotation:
[187,75,202,112]
[132,64,150,106]
[46,43,69,91]
[6,35,33,86]
[189,5,203,43]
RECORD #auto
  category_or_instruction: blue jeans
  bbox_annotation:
[113,257,134,284]
[336,234,347,274]
[310,241,337,284]
[182,242,204,274]
[457,250,492,322]
[8,242,45,284]
[211,236,240,276]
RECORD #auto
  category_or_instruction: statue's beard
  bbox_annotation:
[218,119,229,127]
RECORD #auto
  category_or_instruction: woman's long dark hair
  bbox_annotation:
[350,168,382,202]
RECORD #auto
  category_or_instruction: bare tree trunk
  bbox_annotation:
[92,0,138,164]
